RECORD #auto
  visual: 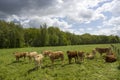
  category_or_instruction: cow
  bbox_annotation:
[77,51,85,61]
[26,52,38,61]
[13,52,28,61]
[95,47,111,56]
[66,51,78,64]
[34,54,44,69]
[104,51,117,62]
[48,51,64,65]
[86,49,96,59]
[43,50,52,57]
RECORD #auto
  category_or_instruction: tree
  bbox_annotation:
[0,20,120,48]
[39,24,49,46]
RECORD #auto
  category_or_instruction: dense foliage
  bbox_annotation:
[0,21,24,48]
[0,20,120,48]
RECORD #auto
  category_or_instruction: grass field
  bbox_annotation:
[0,44,120,80]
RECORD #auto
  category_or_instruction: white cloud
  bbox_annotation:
[8,0,107,24]
[23,16,72,30]
[91,16,120,36]
[96,0,120,16]
[1,0,120,36]
[79,28,85,32]
[104,17,120,27]
[92,28,112,35]
[87,28,93,31]
[97,26,102,29]
[3,0,107,24]
[110,0,120,16]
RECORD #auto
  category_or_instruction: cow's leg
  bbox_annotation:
[29,57,32,62]
[69,57,72,64]
[100,53,102,56]
[61,55,64,65]
[24,56,26,61]
[82,57,84,61]
[34,61,38,69]
[16,57,19,61]
[51,59,54,65]
[74,57,76,63]
[75,56,78,63]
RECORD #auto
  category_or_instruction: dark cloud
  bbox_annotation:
[0,0,57,15]
[0,0,28,14]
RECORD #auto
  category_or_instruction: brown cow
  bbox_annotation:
[105,51,117,62]
[66,51,78,64]
[43,50,52,57]
[77,51,85,61]
[48,51,64,65]
[13,52,28,61]
[95,47,111,56]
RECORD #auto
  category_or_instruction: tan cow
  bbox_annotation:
[13,52,28,61]
[86,49,96,59]
[48,51,64,65]
[34,54,44,69]
[26,52,38,61]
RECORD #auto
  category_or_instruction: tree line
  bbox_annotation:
[0,20,120,48]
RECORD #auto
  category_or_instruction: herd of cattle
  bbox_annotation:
[13,47,117,69]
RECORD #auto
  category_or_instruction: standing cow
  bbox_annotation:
[77,51,85,61]
[13,52,28,61]
[66,51,78,64]
[95,47,111,56]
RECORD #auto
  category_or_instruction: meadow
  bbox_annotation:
[0,44,120,80]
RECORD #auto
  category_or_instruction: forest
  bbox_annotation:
[0,20,120,48]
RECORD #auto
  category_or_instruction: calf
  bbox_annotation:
[66,51,78,64]
[13,52,28,61]
[34,54,44,69]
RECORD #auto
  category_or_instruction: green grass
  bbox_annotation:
[0,44,120,80]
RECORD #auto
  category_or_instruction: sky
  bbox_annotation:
[0,0,120,36]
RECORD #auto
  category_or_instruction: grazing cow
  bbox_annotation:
[13,52,28,61]
[34,54,44,69]
[86,50,96,59]
[77,51,85,61]
[95,47,111,56]
[26,52,38,61]
[66,51,78,64]
[48,51,64,65]
[105,51,117,62]
[43,50,52,57]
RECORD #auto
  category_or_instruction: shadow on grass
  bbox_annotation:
[43,65,52,68]
[7,60,28,65]
[27,62,83,74]
[27,67,38,74]
[117,66,120,70]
